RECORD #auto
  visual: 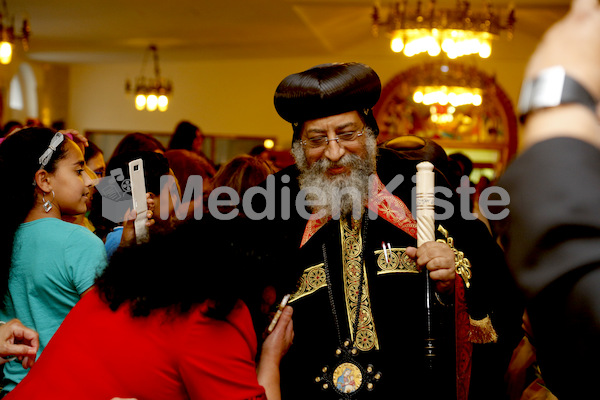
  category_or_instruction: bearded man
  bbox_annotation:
[247,62,523,400]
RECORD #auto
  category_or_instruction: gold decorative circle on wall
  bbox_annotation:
[373,61,518,178]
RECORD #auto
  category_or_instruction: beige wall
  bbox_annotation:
[68,59,528,153]
[0,49,68,129]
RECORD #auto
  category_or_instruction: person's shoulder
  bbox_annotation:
[24,218,90,237]
[20,219,105,259]
[183,299,253,333]
[61,219,101,236]
[57,220,105,247]
[105,226,124,239]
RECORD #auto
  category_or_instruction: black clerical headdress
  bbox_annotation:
[274,62,382,140]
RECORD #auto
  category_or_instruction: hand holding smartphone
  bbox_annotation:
[267,294,291,334]
[128,158,149,244]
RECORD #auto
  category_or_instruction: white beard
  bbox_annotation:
[291,132,377,219]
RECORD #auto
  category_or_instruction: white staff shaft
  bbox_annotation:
[416,161,437,366]
[416,161,435,247]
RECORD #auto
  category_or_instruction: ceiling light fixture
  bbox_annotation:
[411,61,485,103]
[413,85,483,107]
[409,61,489,124]
[125,45,173,112]
[372,0,515,59]
[0,0,31,65]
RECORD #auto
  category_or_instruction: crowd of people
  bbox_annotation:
[0,118,289,399]
[0,0,597,398]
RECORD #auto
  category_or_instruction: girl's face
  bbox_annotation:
[49,140,94,216]
[86,152,106,178]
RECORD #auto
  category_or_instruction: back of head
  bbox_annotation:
[110,132,166,160]
[96,217,256,319]
[0,127,70,224]
[212,155,275,198]
[380,135,460,195]
[106,151,170,196]
[449,152,473,177]
[383,135,450,176]
[2,120,23,138]
[169,121,201,151]
[249,145,266,157]
[165,149,215,194]
[274,62,382,141]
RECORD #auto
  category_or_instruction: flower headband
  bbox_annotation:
[38,132,65,170]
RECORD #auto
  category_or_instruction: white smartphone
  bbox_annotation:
[267,293,291,333]
[128,158,149,244]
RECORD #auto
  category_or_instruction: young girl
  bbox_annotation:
[0,127,108,394]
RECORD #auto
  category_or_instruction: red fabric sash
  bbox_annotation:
[456,275,472,400]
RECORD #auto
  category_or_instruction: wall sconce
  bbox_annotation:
[0,0,31,65]
[409,61,487,125]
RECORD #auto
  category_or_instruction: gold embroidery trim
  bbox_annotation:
[341,219,379,352]
[288,263,327,304]
[436,225,472,288]
[374,248,419,274]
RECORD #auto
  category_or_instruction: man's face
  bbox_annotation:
[292,110,377,219]
[301,110,367,172]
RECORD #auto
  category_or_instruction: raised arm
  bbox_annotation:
[257,306,294,400]
[498,1,600,398]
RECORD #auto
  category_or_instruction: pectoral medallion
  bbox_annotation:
[315,340,381,398]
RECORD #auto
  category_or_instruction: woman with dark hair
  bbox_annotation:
[1,120,23,138]
[169,121,202,152]
[169,121,216,172]
[0,127,107,394]
[79,140,107,235]
[110,132,166,160]
[4,219,293,400]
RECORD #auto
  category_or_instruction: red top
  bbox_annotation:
[6,288,266,400]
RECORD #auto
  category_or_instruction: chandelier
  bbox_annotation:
[0,0,31,65]
[409,61,487,125]
[413,85,482,107]
[372,1,515,59]
[125,45,173,112]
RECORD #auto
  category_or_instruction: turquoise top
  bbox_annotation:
[1,218,107,391]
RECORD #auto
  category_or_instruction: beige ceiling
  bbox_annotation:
[12,0,571,64]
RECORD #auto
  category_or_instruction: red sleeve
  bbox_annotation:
[177,301,266,400]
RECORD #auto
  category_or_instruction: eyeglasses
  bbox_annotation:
[301,129,364,149]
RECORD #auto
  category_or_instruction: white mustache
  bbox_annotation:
[309,152,363,174]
